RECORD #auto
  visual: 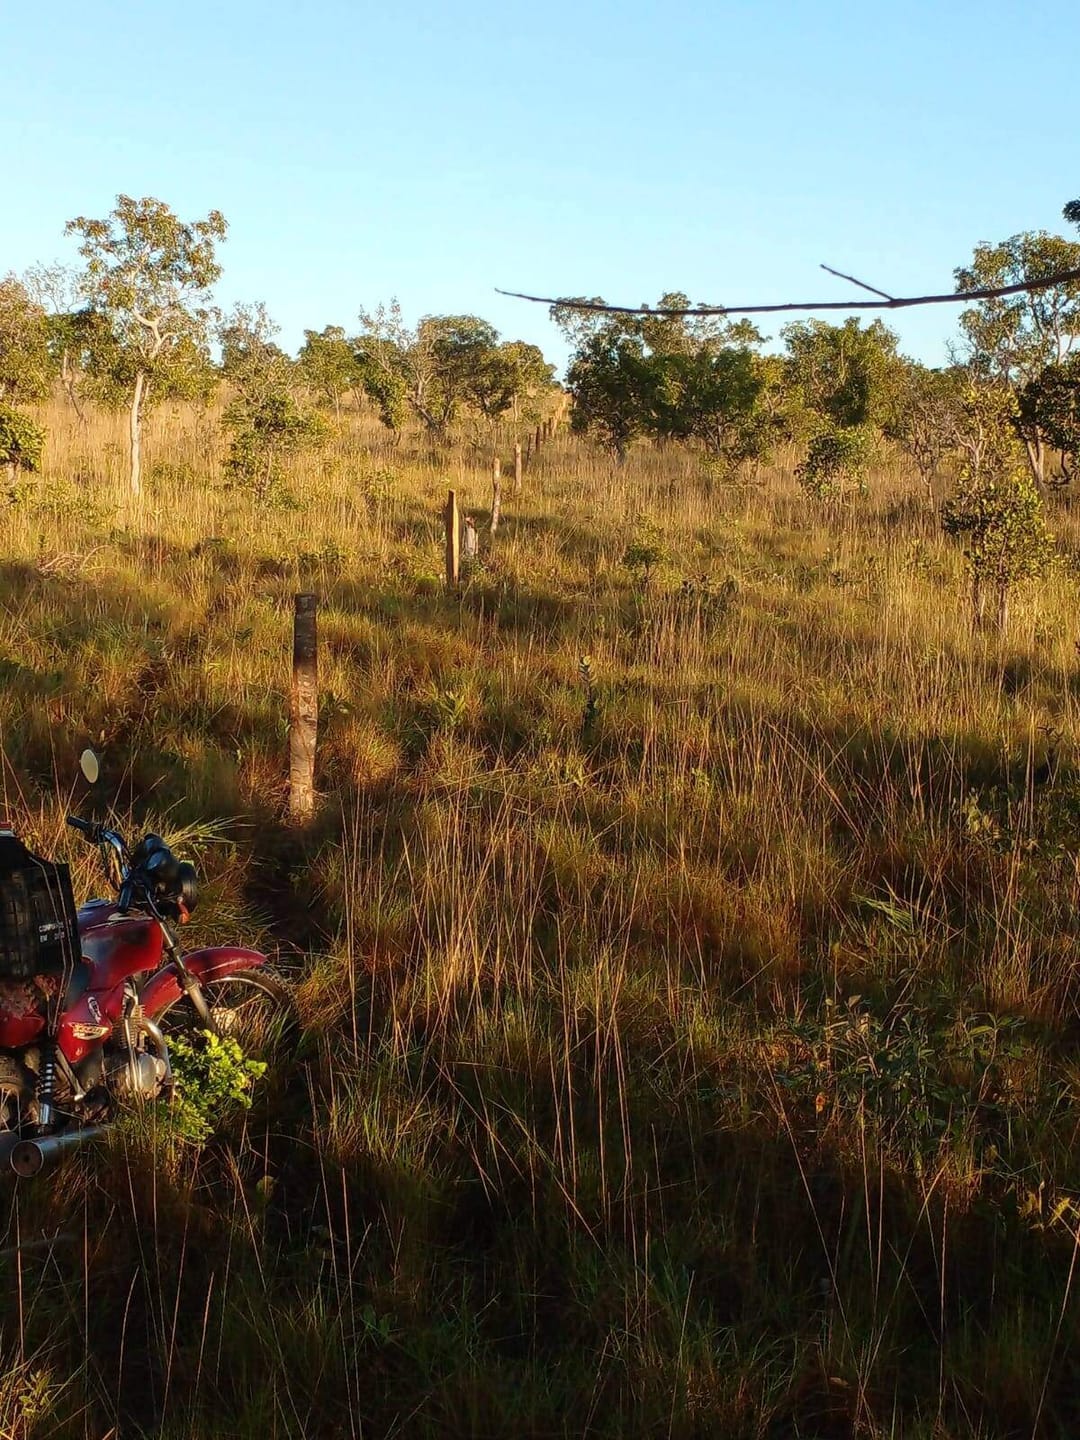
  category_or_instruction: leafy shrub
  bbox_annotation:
[942,466,1052,628]
[621,517,670,587]
[0,403,45,481]
[796,424,875,502]
[362,464,398,504]
[167,1030,267,1145]
[26,478,107,526]
[677,572,738,622]
[941,384,1054,631]
[149,458,200,490]
[224,392,328,498]
[779,997,1029,1175]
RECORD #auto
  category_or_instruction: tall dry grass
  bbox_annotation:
[0,392,1078,1435]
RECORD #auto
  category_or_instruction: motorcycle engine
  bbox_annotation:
[105,1049,168,1099]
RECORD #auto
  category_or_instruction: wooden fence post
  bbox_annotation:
[535,423,543,455]
[445,488,460,586]
[289,593,318,823]
[491,456,502,534]
[514,441,522,492]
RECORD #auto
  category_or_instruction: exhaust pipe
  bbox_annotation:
[10,1126,107,1179]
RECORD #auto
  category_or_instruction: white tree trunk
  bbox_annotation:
[129,370,146,496]
[1023,433,1045,489]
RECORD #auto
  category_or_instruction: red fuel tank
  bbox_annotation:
[58,906,165,1063]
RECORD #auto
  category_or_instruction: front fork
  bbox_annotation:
[165,932,219,1035]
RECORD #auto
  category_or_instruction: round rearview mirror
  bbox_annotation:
[79,750,100,785]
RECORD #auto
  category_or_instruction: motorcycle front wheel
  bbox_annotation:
[156,970,297,1067]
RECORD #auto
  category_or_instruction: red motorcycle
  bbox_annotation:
[0,801,290,1178]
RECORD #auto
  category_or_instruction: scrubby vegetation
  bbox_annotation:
[2,196,1080,1437]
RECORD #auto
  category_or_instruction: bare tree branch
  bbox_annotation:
[818,264,895,301]
[496,266,1080,320]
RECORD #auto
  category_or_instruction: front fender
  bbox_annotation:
[141,946,269,1019]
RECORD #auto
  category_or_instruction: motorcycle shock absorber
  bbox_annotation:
[121,982,143,1096]
[35,1040,58,1131]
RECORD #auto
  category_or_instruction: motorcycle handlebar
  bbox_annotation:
[66,815,101,840]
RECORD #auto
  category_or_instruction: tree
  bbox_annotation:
[355,304,548,440]
[651,345,777,472]
[353,343,409,436]
[565,326,658,462]
[66,195,226,495]
[941,386,1053,633]
[783,317,903,430]
[461,339,555,425]
[22,263,91,420]
[298,325,359,416]
[955,231,1080,485]
[549,296,615,352]
[354,302,448,438]
[0,278,52,495]
[563,293,777,468]
[1017,356,1080,486]
[782,317,902,505]
[0,276,52,403]
[886,362,964,504]
[220,304,326,500]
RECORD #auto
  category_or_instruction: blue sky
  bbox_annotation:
[5,0,1077,371]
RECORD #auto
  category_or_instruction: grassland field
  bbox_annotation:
[2,394,1080,1437]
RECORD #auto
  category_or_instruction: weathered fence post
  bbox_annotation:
[535,423,543,455]
[289,593,318,823]
[491,456,502,534]
[513,441,522,492]
[445,489,460,586]
[462,514,478,560]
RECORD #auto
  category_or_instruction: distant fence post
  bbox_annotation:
[491,456,502,534]
[514,441,523,492]
[289,593,318,823]
[445,488,460,586]
[535,423,543,455]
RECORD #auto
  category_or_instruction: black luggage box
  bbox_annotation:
[0,832,81,980]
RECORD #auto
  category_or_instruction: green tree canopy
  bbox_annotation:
[782,317,903,430]
[566,327,657,462]
[0,275,52,403]
[564,294,777,467]
[0,404,46,488]
[298,325,360,414]
[355,303,552,437]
